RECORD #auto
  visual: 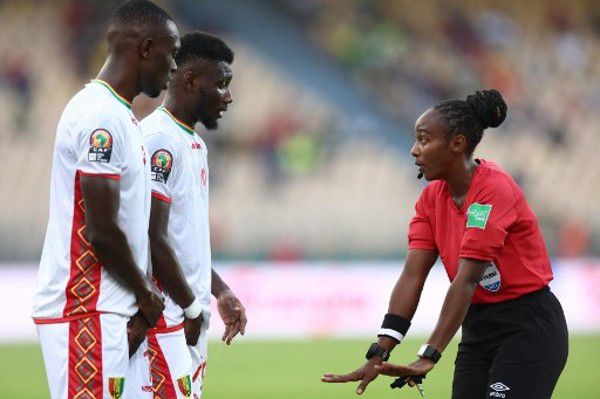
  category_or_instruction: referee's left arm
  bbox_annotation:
[426,258,487,353]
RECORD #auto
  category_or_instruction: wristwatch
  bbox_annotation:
[365,342,390,361]
[417,344,442,364]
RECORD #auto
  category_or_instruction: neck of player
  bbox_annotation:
[162,95,197,128]
[95,56,140,104]
[446,157,478,205]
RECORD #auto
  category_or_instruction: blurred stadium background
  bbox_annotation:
[0,0,598,397]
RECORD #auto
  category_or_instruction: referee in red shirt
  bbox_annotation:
[322,89,568,398]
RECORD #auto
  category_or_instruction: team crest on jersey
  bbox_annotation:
[151,149,173,183]
[479,262,501,292]
[108,377,125,399]
[88,129,113,162]
[177,375,192,398]
[466,203,492,229]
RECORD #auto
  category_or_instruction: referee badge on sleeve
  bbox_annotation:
[151,149,173,183]
[479,262,501,292]
[466,203,492,229]
[88,129,113,162]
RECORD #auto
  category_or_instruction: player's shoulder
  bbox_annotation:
[142,110,180,152]
[472,159,523,205]
[64,83,128,130]
[474,159,518,191]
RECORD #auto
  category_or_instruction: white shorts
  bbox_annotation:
[188,325,208,399]
[36,313,128,399]
[129,327,193,399]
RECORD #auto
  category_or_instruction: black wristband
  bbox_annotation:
[378,313,411,343]
[417,344,442,364]
[365,342,390,361]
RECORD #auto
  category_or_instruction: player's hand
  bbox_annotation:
[127,311,149,357]
[375,357,435,379]
[322,358,383,395]
[137,288,165,327]
[217,289,247,345]
[184,314,203,346]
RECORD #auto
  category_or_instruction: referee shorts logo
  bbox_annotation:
[490,382,510,397]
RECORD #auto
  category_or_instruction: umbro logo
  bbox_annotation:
[191,143,202,149]
[489,382,510,398]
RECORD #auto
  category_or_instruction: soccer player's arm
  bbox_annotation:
[150,194,202,347]
[76,118,163,327]
[146,138,196,308]
[148,197,195,309]
[212,268,247,344]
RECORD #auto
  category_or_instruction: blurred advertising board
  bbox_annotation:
[1,260,599,342]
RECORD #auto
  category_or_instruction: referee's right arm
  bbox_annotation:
[321,248,437,395]
[381,249,438,350]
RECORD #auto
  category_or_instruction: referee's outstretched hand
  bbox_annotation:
[375,357,435,379]
[322,358,382,395]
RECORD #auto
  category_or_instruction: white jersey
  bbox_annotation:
[142,107,212,329]
[33,80,151,322]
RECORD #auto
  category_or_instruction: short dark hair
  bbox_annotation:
[111,0,173,27]
[434,89,507,154]
[175,31,234,67]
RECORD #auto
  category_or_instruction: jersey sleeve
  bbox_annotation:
[145,132,178,203]
[74,113,124,178]
[408,190,437,251]
[459,177,518,261]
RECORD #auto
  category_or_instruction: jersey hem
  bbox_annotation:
[147,322,184,335]
[32,311,109,324]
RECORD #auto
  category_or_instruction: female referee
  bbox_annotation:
[322,89,568,398]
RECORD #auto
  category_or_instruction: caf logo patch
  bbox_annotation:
[108,377,125,399]
[177,375,192,398]
[88,129,113,163]
[151,149,173,183]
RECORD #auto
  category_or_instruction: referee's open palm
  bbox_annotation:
[322,358,383,395]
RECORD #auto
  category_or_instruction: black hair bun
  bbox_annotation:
[466,89,507,129]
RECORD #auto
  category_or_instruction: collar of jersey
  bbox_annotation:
[158,106,196,136]
[91,79,132,110]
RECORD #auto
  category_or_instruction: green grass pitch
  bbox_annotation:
[1,335,598,398]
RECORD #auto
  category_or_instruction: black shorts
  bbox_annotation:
[452,287,568,399]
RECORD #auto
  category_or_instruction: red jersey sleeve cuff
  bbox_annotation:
[409,242,437,251]
[151,190,172,203]
[459,251,494,262]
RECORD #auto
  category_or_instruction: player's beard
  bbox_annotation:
[200,115,218,130]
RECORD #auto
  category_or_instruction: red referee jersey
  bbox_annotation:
[408,159,553,303]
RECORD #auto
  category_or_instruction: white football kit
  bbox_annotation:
[129,106,212,399]
[32,79,151,399]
